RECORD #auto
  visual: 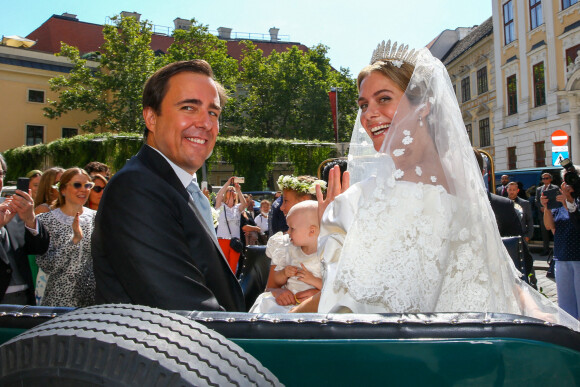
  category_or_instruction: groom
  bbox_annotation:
[92,60,245,312]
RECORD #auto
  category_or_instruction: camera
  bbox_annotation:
[561,158,580,199]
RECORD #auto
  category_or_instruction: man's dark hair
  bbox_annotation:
[142,60,228,138]
[84,161,110,177]
[473,148,483,172]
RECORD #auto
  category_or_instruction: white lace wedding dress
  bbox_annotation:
[318,177,521,314]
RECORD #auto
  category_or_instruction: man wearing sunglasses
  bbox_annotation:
[535,173,558,255]
[92,60,245,312]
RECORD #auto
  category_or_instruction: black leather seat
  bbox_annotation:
[237,245,271,311]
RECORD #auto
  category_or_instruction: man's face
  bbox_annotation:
[501,175,509,185]
[144,72,221,174]
[507,184,519,200]
[541,174,552,186]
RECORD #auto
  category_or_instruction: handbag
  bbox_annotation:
[224,208,244,253]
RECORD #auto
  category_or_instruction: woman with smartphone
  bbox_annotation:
[541,166,580,320]
[214,177,248,273]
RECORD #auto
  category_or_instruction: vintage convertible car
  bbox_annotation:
[0,245,579,386]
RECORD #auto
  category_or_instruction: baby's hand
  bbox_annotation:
[274,289,295,306]
[297,263,322,289]
[284,265,298,278]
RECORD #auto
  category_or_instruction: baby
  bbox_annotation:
[250,200,321,313]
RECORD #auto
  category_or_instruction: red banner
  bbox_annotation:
[328,90,337,142]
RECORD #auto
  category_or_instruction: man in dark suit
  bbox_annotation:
[0,154,50,305]
[495,174,509,197]
[535,172,558,255]
[92,60,245,311]
[507,181,537,286]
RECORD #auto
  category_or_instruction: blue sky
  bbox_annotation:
[4,0,492,74]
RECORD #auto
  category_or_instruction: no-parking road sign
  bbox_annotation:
[551,130,568,146]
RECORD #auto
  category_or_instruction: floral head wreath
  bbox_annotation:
[277,175,327,196]
[370,40,419,67]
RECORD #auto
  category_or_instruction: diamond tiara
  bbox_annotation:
[370,40,419,66]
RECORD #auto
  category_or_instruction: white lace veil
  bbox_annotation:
[339,47,579,331]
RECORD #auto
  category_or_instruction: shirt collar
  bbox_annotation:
[147,145,197,188]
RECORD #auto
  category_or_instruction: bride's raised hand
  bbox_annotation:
[316,165,349,223]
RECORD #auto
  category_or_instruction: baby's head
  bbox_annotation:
[286,200,319,249]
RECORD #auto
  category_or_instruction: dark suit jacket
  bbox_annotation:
[496,185,508,197]
[487,192,523,237]
[92,145,245,312]
[514,197,534,239]
[0,216,50,304]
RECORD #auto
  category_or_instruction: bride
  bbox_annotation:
[311,41,578,330]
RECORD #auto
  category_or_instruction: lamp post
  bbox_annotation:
[330,87,342,143]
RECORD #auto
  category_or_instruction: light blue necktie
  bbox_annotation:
[186,181,215,234]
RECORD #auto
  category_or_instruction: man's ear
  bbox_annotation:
[143,107,157,134]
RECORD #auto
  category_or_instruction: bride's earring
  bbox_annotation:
[418,116,423,127]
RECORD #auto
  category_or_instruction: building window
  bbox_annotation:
[479,118,490,147]
[477,67,488,95]
[507,146,517,170]
[26,125,44,146]
[62,128,78,138]
[465,123,472,144]
[563,0,578,10]
[533,62,546,107]
[566,43,580,67]
[534,141,546,167]
[530,0,543,30]
[461,76,471,103]
[504,1,515,45]
[507,75,518,115]
[28,90,45,103]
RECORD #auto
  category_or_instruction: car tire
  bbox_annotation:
[0,304,280,386]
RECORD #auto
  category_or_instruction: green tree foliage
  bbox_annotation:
[225,42,358,142]
[164,20,239,93]
[44,15,158,133]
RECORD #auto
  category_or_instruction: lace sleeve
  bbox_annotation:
[266,232,290,269]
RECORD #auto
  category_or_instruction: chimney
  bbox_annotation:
[269,27,279,42]
[61,13,78,20]
[217,27,232,40]
[120,11,141,21]
[174,18,192,31]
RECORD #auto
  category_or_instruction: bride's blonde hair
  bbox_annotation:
[357,60,415,93]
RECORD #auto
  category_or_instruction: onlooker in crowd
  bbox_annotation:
[84,161,110,180]
[93,60,245,312]
[536,172,558,255]
[496,174,509,197]
[516,181,528,200]
[507,181,537,287]
[541,165,580,320]
[0,154,50,305]
[321,159,348,185]
[250,200,322,313]
[255,200,271,244]
[86,174,107,211]
[34,167,64,215]
[26,170,42,201]
[274,191,282,199]
[36,168,97,307]
[241,194,260,246]
[268,194,288,236]
[215,177,247,273]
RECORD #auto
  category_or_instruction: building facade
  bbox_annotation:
[492,0,580,169]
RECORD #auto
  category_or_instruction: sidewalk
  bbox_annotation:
[529,244,557,304]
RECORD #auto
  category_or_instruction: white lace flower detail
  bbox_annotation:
[430,176,437,183]
[402,136,413,145]
[403,130,411,136]
[387,176,396,187]
[429,97,435,104]
[348,154,354,161]
[393,169,404,179]
[459,228,469,241]
[393,149,405,157]
[361,140,369,147]
[415,166,422,176]
[359,127,366,133]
